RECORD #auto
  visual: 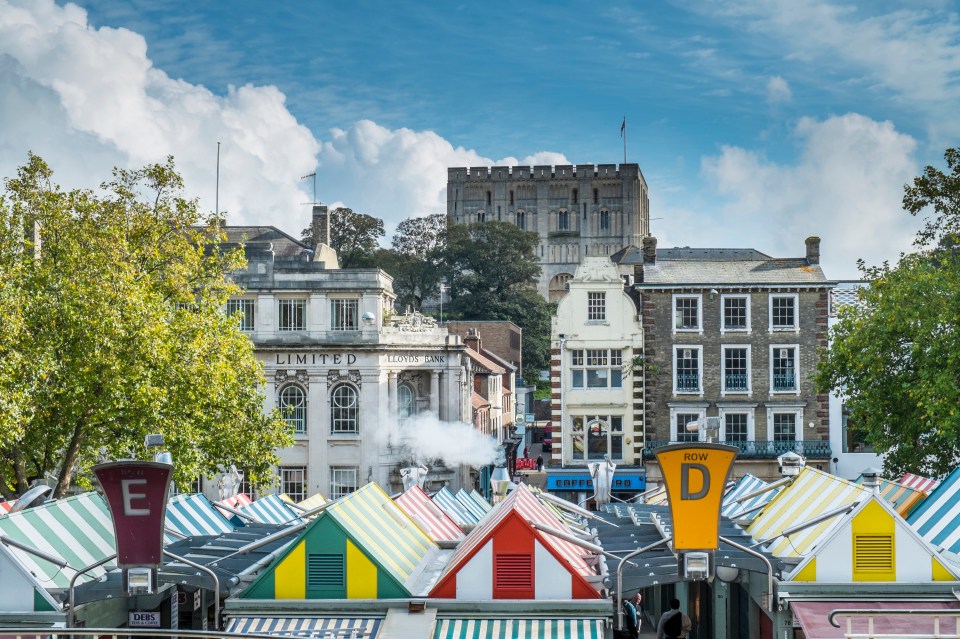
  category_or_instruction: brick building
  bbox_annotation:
[615,236,834,483]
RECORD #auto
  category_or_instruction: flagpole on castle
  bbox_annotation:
[621,116,627,164]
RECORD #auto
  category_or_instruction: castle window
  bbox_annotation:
[558,210,569,231]
[516,210,526,230]
[593,188,599,204]
[486,190,491,206]
[509,190,514,205]
[599,210,610,231]
[572,188,578,204]
[477,211,485,223]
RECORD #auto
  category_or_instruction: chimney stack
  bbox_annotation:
[805,236,820,265]
[642,236,657,265]
[312,204,330,249]
[465,328,481,352]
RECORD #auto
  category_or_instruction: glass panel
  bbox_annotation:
[587,368,608,388]
[725,413,748,441]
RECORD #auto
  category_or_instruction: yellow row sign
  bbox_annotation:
[655,443,738,550]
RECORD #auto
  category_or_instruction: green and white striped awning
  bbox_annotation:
[434,618,605,639]
[225,615,383,638]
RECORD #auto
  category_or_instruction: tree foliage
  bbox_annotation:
[301,206,384,268]
[443,222,552,382]
[816,148,960,477]
[388,214,447,311]
[0,154,291,498]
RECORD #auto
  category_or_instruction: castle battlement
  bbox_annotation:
[448,163,641,182]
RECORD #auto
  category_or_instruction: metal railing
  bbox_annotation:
[724,373,748,391]
[772,372,797,391]
[828,608,960,638]
[644,440,831,459]
[675,373,700,392]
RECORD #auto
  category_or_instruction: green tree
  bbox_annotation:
[389,213,447,311]
[301,206,384,268]
[443,222,552,382]
[0,154,292,498]
[816,148,960,477]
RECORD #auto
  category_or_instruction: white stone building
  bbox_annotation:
[220,225,473,500]
[548,257,645,500]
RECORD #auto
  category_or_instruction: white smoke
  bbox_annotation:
[383,412,499,468]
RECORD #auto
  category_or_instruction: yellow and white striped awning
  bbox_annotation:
[225,616,382,638]
[433,618,605,639]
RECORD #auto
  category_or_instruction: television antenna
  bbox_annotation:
[301,172,318,206]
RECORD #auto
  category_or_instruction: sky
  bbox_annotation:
[1,1,959,278]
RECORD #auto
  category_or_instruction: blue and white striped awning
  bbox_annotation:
[468,489,492,514]
[432,487,476,526]
[455,489,487,522]
[908,467,960,553]
[722,474,781,520]
[434,618,605,639]
[241,493,301,525]
[165,494,236,541]
[225,616,382,638]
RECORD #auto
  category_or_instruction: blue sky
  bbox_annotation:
[2,0,959,277]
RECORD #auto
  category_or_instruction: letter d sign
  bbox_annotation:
[655,444,738,550]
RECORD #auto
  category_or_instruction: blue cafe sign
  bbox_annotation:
[546,471,646,492]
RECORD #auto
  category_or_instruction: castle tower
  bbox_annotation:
[446,163,650,302]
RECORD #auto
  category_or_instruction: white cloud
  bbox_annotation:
[0,0,318,227]
[0,0,569,243]
[766,75,792,104]
[685,113,921,278]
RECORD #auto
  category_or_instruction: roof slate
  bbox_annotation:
[223,226,311,259]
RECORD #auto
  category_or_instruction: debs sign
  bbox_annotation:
[654,444,738,550]
[93,461,172,567]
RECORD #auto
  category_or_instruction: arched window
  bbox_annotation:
[398,384,416,421]
[486,190,492,206]
[477,211,486,223]
[509,190,514,205]
[516,210,526,230]
[279,384,306,435]
[558,210,569,231]
[593,188,599,204]
[572,188,578,204]
[599,209,610,231]
[331,384,359,434]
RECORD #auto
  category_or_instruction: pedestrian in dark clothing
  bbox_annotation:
[536,455,543,471]
[657,598,692,639]
[622,592,642,639]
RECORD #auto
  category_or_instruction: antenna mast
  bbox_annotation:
[215,141,221,219]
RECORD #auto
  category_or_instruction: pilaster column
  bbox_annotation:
[430,371,440,415]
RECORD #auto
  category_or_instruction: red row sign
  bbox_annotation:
[94,461,172,567]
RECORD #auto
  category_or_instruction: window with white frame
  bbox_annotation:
[770,294,798,331]
[329,466,358,500]
[569,415,624,461]
[570,349,623,389]
[587,292,606,321]
[722,295,749,332]
[226,298,255,331]
[770,345,799,392]
[236,470,255,499]
[398,384,416,421]
[330,384,359,433]
[278,384,307,434]
[674,295,701,331]
[279,466,307,502]
[278,298,306,331]
[772,412,797,442]
[331,298,359,331]
[724,413,749,442]
[674,346,702,393]
[722,346,750,393]
[672,409,704,442]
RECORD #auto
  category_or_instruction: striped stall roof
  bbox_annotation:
[901,472,940,493]
[0,492,116,589]
[328,482,437,585]
[439,484,595,583]
[240,493,300,525]
[433,486,476,526]
[215,492,253,518]
[747,467,867,557]
[468,490,492,513]
[855,475,926,517]
[455,488,488,522]
[434,618,604,639]
[226,615,383,638]
[722,474,781,520]
[0,500,15,515]
[394,486,464,542]
[165,493,236,541]
[296,493,328,514]
[907,467,960,554]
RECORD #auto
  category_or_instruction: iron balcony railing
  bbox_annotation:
[724,373,748,391]
[643,439,831,460]
[772,372,797,391]
[676,372,700,392]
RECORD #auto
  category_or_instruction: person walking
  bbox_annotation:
[657,598,692,639]
[622,592,642,639]
[536,455,544,471]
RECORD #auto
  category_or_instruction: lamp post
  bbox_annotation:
[439,283,446,323]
